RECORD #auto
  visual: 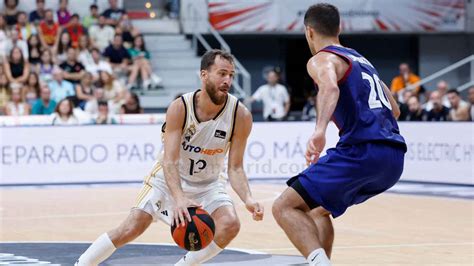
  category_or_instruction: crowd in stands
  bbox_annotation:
[0,0,161,125]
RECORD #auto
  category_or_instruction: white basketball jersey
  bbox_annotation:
[159,90,239,186]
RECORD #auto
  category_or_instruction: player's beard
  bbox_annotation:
[205,80,227,105]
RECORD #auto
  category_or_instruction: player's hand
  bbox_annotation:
[306,130,326,165]
[172,196,201,228]
[244,197,264,221]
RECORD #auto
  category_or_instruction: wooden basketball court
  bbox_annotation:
[1,183,473,265]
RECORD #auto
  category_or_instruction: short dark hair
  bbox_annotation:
[447,89,459,95]
[304,3,340,36]
[90,4,98,9]
[200,49,234,71]
[98,101,108,107]
[71,13,79,19]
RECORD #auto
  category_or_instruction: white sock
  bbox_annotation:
[75,233,117,266]
[307,248,331,266]
[175,241,223,266]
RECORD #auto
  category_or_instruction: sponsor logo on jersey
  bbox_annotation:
[181,142,224,156]
[214,130,227,139]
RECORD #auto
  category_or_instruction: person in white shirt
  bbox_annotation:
[249,70,290,121]
[85,48,113,81]
[89,15,115,51]
[5,29,29,60]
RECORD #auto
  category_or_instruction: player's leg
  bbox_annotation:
[75,209,152,266]
[310,207,334,258]
[272,186,331,266]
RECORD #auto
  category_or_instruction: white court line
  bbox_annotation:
[258,242,474,251]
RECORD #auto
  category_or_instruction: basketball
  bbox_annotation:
[171,207,216,251]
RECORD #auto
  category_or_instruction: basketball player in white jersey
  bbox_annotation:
[76,49,264,265]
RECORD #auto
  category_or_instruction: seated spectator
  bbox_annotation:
[27,34,42,65]
[84,87,115,116]
[0,73,10,115]
[48,67,75,103]
[4,0,19,27]
[94,101,117,124]
[404,96,427,121]
[5,85,30,116]
[89,15,115,51]
[103,34,130,72]
[249,70,290,121]
[425,80,451,111]
[120,91,143,114]
[446,89,470,121]
[36,48,55,82]
[31,83,56,115]
[83,4,99,29]
[29,0,46,25]
[53,31,72,63]
[85,48,112,80]
[38,9,61,47]
[22,72,40,106]
[469,87,474,121]
[59,47,85,84]
[5,29,29,59]
[100,70,125,108]
[426,91,450,121]
[74,72,94,109]
[390,63,421,98]
[0,15,8,58]
[127,35,159,89]
[15,11,37,41]
[398,90,412,121]
[65,14,87,48]
[102,0,127,27]
[56,0,72,26]
[77,35,93,66]
[51,98,78,125]
[3,46,30,84]
[301,92,316,121]
[115,14,139,49]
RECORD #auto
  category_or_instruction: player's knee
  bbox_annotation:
[220,217,240,238]
[272,196,286,221]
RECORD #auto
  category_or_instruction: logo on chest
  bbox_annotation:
[214,130,227,139]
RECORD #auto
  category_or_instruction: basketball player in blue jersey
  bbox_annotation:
[272,4,407,266]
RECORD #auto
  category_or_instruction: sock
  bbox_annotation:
[75,233,117,266]
[307,248,331,266]
[175,241,223,266]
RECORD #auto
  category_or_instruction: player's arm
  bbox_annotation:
[163,98,200,227]
[382,81,400,119]
[227,103,264,221]
[305,54,340,164]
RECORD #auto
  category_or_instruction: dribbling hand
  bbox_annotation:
[306,130,326,165]
[172,196,202,228]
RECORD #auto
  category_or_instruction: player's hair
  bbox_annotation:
[304,3,340,37]
[200,49,234,71]
[447,89,460,95]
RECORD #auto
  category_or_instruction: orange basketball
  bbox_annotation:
[171,207,215,251]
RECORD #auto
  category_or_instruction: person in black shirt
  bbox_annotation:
[4,0,19,27]
[405,96,427,121]
[103,34,130,74]
[102,0,127,27]
[29,0,46,25]
[59,46,85,84]
[427,91,450,121]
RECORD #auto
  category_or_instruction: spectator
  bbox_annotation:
[0,73,10,115]
[5,85,30,116]
[425,80,451,111]
[27,34,42,65]
[102,0,127,27]
[38,9,61,48]
[426,91,450,121]
[85,48,112,80]
[249,70,290,121]
[100,70,125,106]
[0,15,9,58]
[31,83,56,115]
[84,87,114,116]
[59,46,85,84]
[51,98,78,125]
[48,67,75,103]
[404,96,427,121]
[88,15,115,51]
[36,48,55,82]
[65,14,87,48]
[301,92,316,121]
[53,31,72,63]
[446,89,470,121]
[120,91,143,114]
[5,29,28,59]
[390,63,421,97]
[22,72,40,106]
[4,0,19,27]
[77,35,93,66]
[74,72,94,109]
[15,11,37,41]
[469,87,474,121]
[56,0,72,26]
[3,46,30,84]
[127,34,158,89]
[94,100,117,124]
[166,0,180,19]
[115,14,138,49]
[29,0,46,25]
[103,34,131,76]
[83,4,99,29]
